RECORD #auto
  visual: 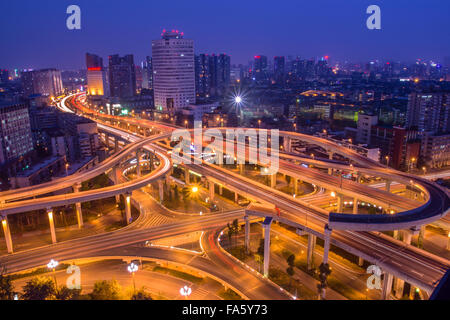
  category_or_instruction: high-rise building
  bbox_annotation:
[141,56,153,90]
[195,54,211,97]
[108,54,136,98]
[0,69,9,84]
[273,56,285,85]
[406,92,450,134]
[0,102,34,166]
[254,55,268,83]
[86,53,109,96]
[152,30,195,114]
[21,69,63,98]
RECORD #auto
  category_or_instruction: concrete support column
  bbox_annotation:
[353,197,358,214]
[234,192,239,203]
[270,173,276,188]
[394,278,405,299]
[337,193,344,212]
[125,192,132,224]
[1,216,13,253]
[328,152,334,175]
[72,183,83,228]
[112,166,120,204]
[209,181,215,201]
[262,217,273,277]
[294,178,298,195]
[185,168,190,184]
[381,273,394,300]
[239,163,244,175]
[386,180,391,193]
[158,180,164,203]
[114,138,119,152]
[322,224,332,265]
[244,215,250,253]
[136,150,141,177]
[358,257,364,267]
[105,134,110,147]
[219,185,223,195]
[403,230,412,245]
[47,208,57,244]
[307,234,316,270]
[283,137,292,153]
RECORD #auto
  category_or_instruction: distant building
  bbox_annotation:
[195,54,211,97]
[406,92,450,134]
[420,132,450,168]
[141,56,153,90]
[195,53,230,98]
[152,30,195,114]
[108,54,136,98]
[254,55,268,83]
[356,114,378,145]
[21,69,63,98]
[273,56,285,85]
[86,53,109,97]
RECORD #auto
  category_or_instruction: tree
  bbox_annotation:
[286,254,296,291]
[0,265,15,300]
[131,287,152,300]
[317,263,332,300]
[22,276,56,300]
[90,280,122,300]
[55,285,81,300]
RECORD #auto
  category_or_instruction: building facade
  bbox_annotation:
[21,69,63,98]
[108,54,136,98]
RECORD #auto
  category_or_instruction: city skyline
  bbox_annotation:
[1,0,450,70]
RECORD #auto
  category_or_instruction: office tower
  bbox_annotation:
[273,56,285,85]
[141,56,153,90]
[21,69,63,98]
[108,54,136,98]
[0,101,34,165]
[254,55,268,83]
[209,54,230,96]
[195,54,211,97]
[86,53,109,96]
[406,92,450,134]
[152,30,195,113]
[135,65,143,90]
[0,69,9,84]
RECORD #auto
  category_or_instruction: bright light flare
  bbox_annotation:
[235,96,242,104]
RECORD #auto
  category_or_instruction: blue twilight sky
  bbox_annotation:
[0,0,449,70]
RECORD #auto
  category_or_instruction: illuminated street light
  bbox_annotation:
[191,186,199,193]
[234,96,242,104]
[180,285,192,299]
[47,259,59,288]
[330,191,336,198]
[127,262,139,293]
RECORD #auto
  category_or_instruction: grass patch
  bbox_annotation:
[152,266,204,284]
[217,288,242,300]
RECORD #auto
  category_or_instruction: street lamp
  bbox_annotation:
[127,262,139,293]
[191,186,199,193]
[234,96,242,104]
[330,191,336,198]
[180,285,192,299]
[385,156,390,167]
[47,259,59,288]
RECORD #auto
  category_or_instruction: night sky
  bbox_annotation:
[0,0,449,70]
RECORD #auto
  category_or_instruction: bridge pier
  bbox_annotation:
[234,192,239,203]
[219,184,223,195]
[112,166,120,204]
[262,217,273,277]
[381,273,393,300]
[1,216,13,253]
[209,181,215,201]
[307,234,316,270]
[283,137,292,153]
[73,183,83,228]
[114,137,119,152]
[293,178,298,195]
[136,150,141,177]
[158,180,164,203]
[394,278,405,299]
[270,173,276,188]
[322,224,332,265]
[353,197,358,214]
[239,163,244,175]
[328,152,334,175]
[47,208,57,244]
[244,215,250,253]
[386,180,391,193]
[125,192,132,224]
[403,230,412,245]
[185,168,190,184]
[358,257,364,267]
[337,193,344,212]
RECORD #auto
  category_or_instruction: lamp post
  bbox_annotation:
[127,262,139,294]
[385,156,389,167]
[180,285,192,299]
[47,259,59,289]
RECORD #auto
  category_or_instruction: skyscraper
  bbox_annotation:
[108,54,136,98]
[273,56,285,85]
[152,30,195,114]
[406,92,450,134]
[86,53,109,96]
[141,56,153,90]
[195,54,211,97]
[21,69,63,98]
[254,55,268,83]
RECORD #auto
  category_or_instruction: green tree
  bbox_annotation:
[90,280,122,300]
[55,286,81,300]
[22,276,56,300]
[0,265,15,300]
[286,254,296,290]
[131,287,152,300]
